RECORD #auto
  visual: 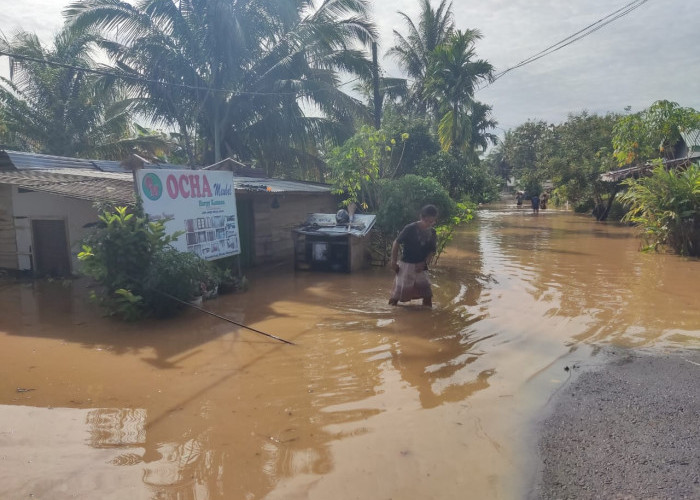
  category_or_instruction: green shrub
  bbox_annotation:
[619,163,700,255]
[605,199,628,222]
[78,206,219,320]
[374,175,474,262]
[141,248,204,317]
[375,175,456,236]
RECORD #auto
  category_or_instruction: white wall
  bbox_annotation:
[10,187,100,273]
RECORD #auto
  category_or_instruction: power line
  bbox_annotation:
[476,0,651,92]
[0,49,303,97]
[0,0,651,99]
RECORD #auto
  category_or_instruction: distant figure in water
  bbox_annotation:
[389,204,438,308]
[540,191,549,210]
[531,194,540,214]
[515,191,523,208]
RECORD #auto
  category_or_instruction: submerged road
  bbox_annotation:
[0,207,698,499]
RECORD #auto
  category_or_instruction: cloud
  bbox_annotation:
[3,0,699,134]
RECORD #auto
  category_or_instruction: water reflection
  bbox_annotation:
[0,209,698,499]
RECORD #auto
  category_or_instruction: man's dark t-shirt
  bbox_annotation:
[397,222,437,263]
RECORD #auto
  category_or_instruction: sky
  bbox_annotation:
[2,0,700,134]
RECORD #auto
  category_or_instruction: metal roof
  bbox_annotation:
[600,151,700,182]
[294,213,376,238]
[234,177,331,193]
[0,150,100,171]
[0,150,189,173]
[680,129,700,152]
[0,170,135,204]
[0,150,332,201]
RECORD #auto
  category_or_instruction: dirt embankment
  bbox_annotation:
[531,349,700,500]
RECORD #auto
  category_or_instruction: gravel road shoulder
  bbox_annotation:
[530,348,700,500]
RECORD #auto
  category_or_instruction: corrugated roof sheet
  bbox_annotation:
[0,150,189,173]
[0,170,135,204]
[0,150,332,200]
[0,150,99,171]
[234,177,330,193]
[600,151,700,182]
[680,129,700,152]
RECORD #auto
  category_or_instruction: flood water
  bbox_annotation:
[1,207,699,500]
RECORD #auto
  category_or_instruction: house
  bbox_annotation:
[0,150,336,276]
[600,130,700,182]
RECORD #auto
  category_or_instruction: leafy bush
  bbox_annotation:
[374,175,474,262]
[375,175,456,236]
[619,163,700,256]
[415,151,501,202]
[605,199,629,222]
[141,248,205,317]
[328,125,409,209]
[78,206,221,319]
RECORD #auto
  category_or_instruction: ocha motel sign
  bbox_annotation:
[135,169,241,261]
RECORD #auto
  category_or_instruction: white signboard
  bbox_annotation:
[135,169,240,260]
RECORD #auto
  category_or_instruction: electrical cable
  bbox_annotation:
[476,0,650,92]
[0,49,311,97]
[0,1,652,99]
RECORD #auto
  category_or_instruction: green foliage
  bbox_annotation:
[387,0,456,118]
[502,120,550,192]
[605,199,628,222]
[502,113,620,219]
[415,151,501,202]
[328,125,410,209]
[374,175,473,262]
[0,28,169,158]
[78,206,219,320]
[613,100,700,166]
[379,108,440,176]
[434,202,473,264]
[65,0,376,170]
[619,163,700,256]
[374,175,456,236]
[141,248,213,318]
[426,29,494,153]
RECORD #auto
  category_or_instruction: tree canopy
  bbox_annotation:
[0,27,166,157]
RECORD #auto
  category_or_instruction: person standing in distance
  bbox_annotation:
[388,204,438,308]
[531,193,540,214]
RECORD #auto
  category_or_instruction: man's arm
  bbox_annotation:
[390,240,400,273]
[424,252,435,271]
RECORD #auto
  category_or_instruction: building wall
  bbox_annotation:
[11,187,100,273]
[2,183,335,272]
[0,184,18,269]
[244,191,336,265]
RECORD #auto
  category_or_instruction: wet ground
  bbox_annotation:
[1,207,699,499]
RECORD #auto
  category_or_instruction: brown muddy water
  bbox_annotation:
[1,207,699,500]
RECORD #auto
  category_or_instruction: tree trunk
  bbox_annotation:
[178,119,196,168]
[597,185,620,221]
[372,42,382,130]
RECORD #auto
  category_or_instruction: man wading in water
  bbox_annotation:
[388,205,438,308]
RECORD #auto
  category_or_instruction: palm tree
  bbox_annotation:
[65,0,377,173]
[387,0,454,118]
[468,101,498,154]
[0,27,165,158]
[426,29,493,153]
